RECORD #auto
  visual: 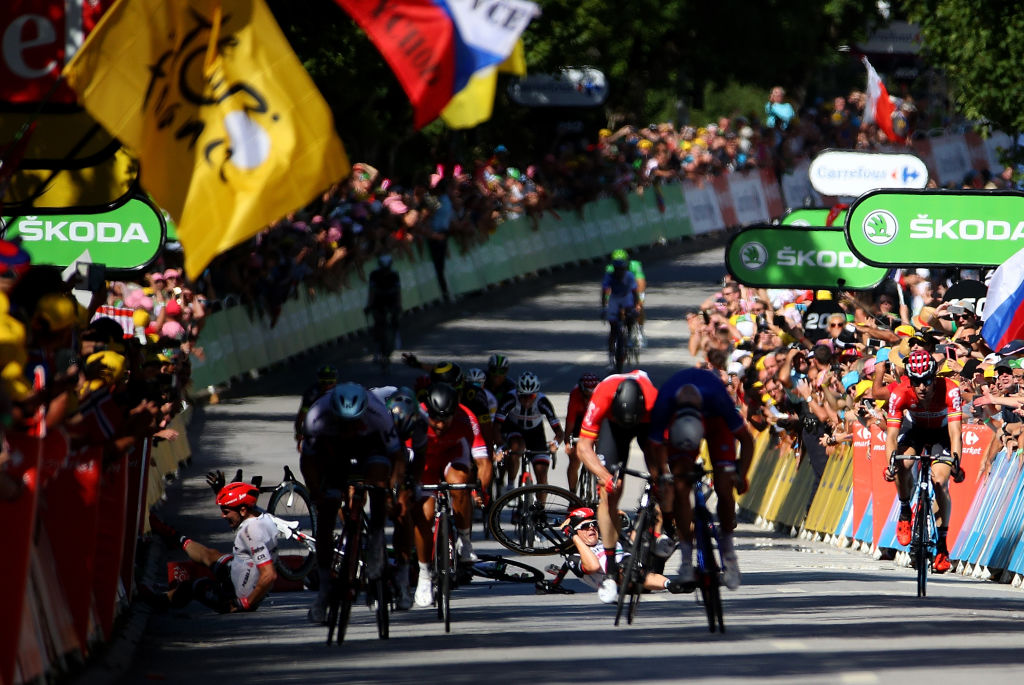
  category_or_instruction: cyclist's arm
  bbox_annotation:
[576,435,613,486]
[539,397,564,443]
[734,424,754,491]
[572,535,602,574]
[947,383,964,459]
[239,561,277,611]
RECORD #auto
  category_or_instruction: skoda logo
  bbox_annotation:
[740,241,768,270]
[862,209,898,245]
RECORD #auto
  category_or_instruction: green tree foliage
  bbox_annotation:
[901,1,1024,135]
[269,0,878,176]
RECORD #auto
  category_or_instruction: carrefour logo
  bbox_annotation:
[964,431,979,447]
[862,209,898,245]
[740,241,768,270]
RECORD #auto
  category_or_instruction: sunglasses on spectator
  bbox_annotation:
[828,323,844,329]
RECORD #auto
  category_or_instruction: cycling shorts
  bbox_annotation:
[505,426,552,463]
[302,442,390,493]
[605,295,636,323]
[667,415,737,467]
[897,425,954,465]
[595,419,650,472]
[419,453,472,488]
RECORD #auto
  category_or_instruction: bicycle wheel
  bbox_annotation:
[694,512,721,633]
[471,554,544,583]
[615,509,648,626]
[613,322,627,374]
[267,480,317,582]
[374,576,390,639]
[915,496,929,598]
[434,511,454,631]
[488,485,583,555]
[327,520,359,645]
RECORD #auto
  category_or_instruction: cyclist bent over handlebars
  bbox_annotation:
[601,256,640,369]
[301,382,405,623]
[884,349,964,574]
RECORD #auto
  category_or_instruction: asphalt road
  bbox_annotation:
[119,242,1024,685]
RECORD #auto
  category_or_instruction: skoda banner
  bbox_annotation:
[780,207,846,227]
[726,225,888,290]
[809,150,928,197]
[2,195,166,270]
[845,190,1024,267]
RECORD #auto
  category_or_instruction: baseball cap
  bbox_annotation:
[34,293,77,331]
[842,371,860,391]
[853,379,873,400]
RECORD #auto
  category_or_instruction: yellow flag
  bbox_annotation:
[63,0,349,279]
[441,41,527,130]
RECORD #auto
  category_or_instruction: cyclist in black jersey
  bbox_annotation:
[294,364,338,452]
[365,254,402,361]
[485,353,516,399]
[495,371,564,491]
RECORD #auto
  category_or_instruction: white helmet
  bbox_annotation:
[466,367,486,387]
[517,371,541,394]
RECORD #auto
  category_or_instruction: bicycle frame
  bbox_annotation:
[688,468,725,632]
[613,465,660,627]
[907,451,938,597]
[421,481,476,633]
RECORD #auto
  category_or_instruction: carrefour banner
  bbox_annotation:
[1,195,166,270]
[845,190,1024,267]
[809,150,928,197]
[726,225,888,290]
[781,207,847,227]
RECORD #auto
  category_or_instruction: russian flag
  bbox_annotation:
[335,0,538,129]
[981,245,1024,351]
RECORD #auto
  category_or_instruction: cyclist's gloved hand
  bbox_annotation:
[602,476,617,494]
[206,470,226,494]
[952,453,966,483]
[735,474,750,495]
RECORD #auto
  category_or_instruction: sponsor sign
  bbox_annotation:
[845,189,1024,267]
[780,207,847,227]
[726,225,888,290]
[508,66,607,107]
[942,279,987,318]
[2,195,165,270]
[809,150,928,197]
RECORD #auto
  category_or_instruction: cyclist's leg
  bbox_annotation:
[566,440,581,493]
[669,454,695,578]
[411,462,441,607]
[595,420,627,579]
[300,443,346,603]
[525,428,551,487]
[506,434,525,486]
[930,438,954,556]
[444,461,475,560]
[706,418,739,535]
[364,459,391,579]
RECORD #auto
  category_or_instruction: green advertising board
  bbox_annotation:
[845,189,1024,267]
[1,195,166,270]
[780,207,847,227]
[726,225,888,290]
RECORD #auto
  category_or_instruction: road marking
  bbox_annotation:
[776,587,807,593]
[839,672,879,684]
[771,640,808,650]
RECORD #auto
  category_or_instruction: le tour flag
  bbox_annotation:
[981,246,1024,352]
[336,0,538,129]
[62,0,350,279]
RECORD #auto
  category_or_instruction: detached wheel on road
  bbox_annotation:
[487,485,582,556]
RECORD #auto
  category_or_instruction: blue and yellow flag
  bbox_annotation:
[63,0,349,278]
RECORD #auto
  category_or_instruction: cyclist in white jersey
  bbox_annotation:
[144,482,278,613]
[495,371,564,491]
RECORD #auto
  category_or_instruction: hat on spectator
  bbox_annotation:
[735,319,756,340]
[164,268,181,280]
[984,366,997,379]
[876,347,891,363]
[894,324,916,338]
[853,379,872,400]
[960,358,981,377]
[727,361,745,376]
[161,320,186,339]
[913,306,937,329]
[164,298,182,317]
[995,361,1013,375]
[996,340,1024,357]
[34,293,77,331]
[842,371,860,392]
[85,350,127,385]
[937,361,956,377]
[730,348,752,363]
[983,352,1001,365]
[863,357,877,375]
[150,271,165,282]
[0,240,31,284]
[637,139,653,152]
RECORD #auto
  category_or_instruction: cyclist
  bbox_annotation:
[411,383,481,607]
[466,367,498,423]
[365,254,402,362]
[485,353,515,399]
[564,372,601,493]
[648,368,754,591]
[144,483,278,613]
[884,348,964,573]
[372,385,430,610]
[606,249,647,346]
[293,364,338,452]
[575,371,659,600]
[559,507,686,596]
[301,382,404,623]
[601,255,641,369]
[495,371,564,492]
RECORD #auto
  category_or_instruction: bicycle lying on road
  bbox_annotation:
[487,483,583,556]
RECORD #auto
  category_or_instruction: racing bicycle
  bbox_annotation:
[421,480,477,633]
[685,466,725,632]
[609,306,640,373]
[487,484,583,556]
[613,466,662,626]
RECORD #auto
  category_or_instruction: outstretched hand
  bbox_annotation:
[206,470,226,494]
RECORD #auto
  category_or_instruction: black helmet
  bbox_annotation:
[386,387,421,437]
[317,364,339,384]
[425,382,459,420]
[668,407,704,452]
[430,362,463,389]
[610,378,644,426]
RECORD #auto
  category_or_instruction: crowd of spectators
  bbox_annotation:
[685,272,1023,502]
[0,239,201,500]
[187,83,1014,322]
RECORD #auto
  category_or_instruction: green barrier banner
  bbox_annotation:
[1,195,165,270]
[845,190,1024,267]
[726,225,888,290]
[780,207,847,226]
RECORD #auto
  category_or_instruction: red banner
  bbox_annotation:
[869,425,895,546]
[0,0,113,104]
[0,441,41,685]
[92,459,128,639]
[851,422,873,539]
[948,423,994,547]
[712,175,738,227]
[120,440,149,597]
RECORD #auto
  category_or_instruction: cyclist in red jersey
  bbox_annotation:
[564,372,601,493]
[884,349,964,573]
[576,371,659,599]
[410,383,486,607]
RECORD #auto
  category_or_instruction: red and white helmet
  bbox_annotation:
[905,349,936,383]
[216,482,259,509]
